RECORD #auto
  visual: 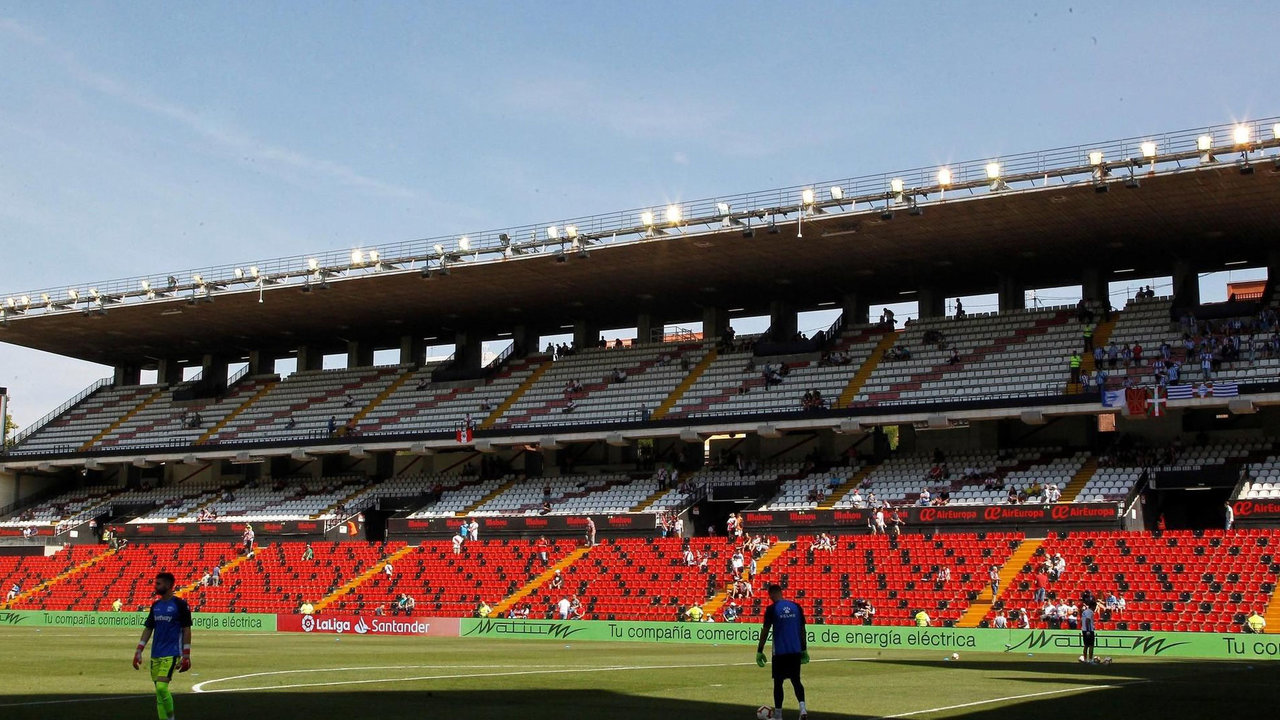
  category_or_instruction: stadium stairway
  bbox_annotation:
[836,332,898,408]
[817,462,879,511]
[175,553,250,598]
[480,359,553,430]
[313,543,417,612]
[1068,315,1118,394]
[1061,457,1100,503]
[457,478,518,516]
[3,547,116,609]
[350,369,414,425]
[196,380,278,444]
[1264,577,1280,631]
[491,546,593,617]
[629,481,683,512]
[651,350,717,420]
[79,388,164,451]
[956,538,1043,627]
[701,541,793,617]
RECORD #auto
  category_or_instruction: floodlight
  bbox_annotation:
[434,243,445,256]
[665,205,682,224]
[67,289,79,300]
[565,226,578,239]
[249,266,260,279]
[716,202,731,216]
[19,296,29,309]
[985,162,1001,180]
[192,274,204,285]
[499,233,511,246]
[369,250,380,264]
[5,298,13,309]
[829,186,844,201]
[889,178,904,194]
[1197,135,1213,151]
[351,249,364,265]
[546,226,560,240]
[1233,125,1250,146]
[801,188,815,206]
[141,280,151,291]
[937,167,952,186]
[89,288,100,298]
[233,267,244,279]
[459,236,471,251]
[307,258,319,272]
[1088,151,1104,166]
[40,293,51,306]
[1274,123,1280,140]
[640,210,655,227]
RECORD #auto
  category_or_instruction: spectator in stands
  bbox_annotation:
[6,583,20,602]
[948,347,961,365]
[327,416,337,435]
[563,399,577,413]
[299,601,315,615]
[872,508,886,535]
[889,508,905,536]
[585,516,596,547]
[953,298,965,318]
[1069,352,1082,384]
[536,536,551,564]
[210,566,221,587]
[1034,569,1049,604]
[612,368,627,383]
[451,532,464,554]
[935,565,951,585]
[917,488,931,506]
[914,609,931,627]
[1225,501,1235,531]
[469,518,480,542]
[1050,553,1066,581]
[723,600,741,623]
[1060,600,1078,630]
[383,561,394,579]
[112,598,123,612]
[1105,591,1121,616]
[302,542,314,561]
[853,598,876,625]
[993,611,1008,629]
[242,524,255,557]
[374,604,387,616]
[199,571,211,587]
[557,596,572,620]
[988,565,1000,595]
[1246,609,1266,634]
[476,600,493,618]
[404,594,416,614]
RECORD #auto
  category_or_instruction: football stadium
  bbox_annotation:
[4,6,1280,720]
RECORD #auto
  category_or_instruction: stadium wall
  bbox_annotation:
[0,609,276,632]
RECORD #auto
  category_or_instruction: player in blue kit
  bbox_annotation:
[756,584,809,720]
[132,571,192,720]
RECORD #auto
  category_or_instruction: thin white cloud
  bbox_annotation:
[0,16,416,199]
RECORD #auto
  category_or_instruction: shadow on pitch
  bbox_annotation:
[4,668,1280,720]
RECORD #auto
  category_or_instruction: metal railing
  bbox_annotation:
[10,376,112,447]
[2,116,1277,321]
[484,341,515,371]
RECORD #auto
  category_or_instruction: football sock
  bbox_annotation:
[155,681,174,720]
[799,702,807,714]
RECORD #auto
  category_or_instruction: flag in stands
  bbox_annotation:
[456,426,473,443]
[1166,382,1239,400]
[1125,387,1148,416]
[1147,386,1167,417]
[1102,389,1123,408]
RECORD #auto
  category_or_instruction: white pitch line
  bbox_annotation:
[882,682,1131,718]
[0,694,143,708]
[193,657,870,694]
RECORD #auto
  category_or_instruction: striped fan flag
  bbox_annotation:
[1167,382,1239,400]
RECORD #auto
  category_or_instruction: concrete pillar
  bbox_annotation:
[702,306,729,342]
[155,359,179,386]
[200,354,229,391]
[916,289,945,319]
[113,365,141,387]
[573,320,600,351]
[296,345,324,372]
[636,313,657,345]
[346,340,374,369]
[453,331,482,370]
[512,325,541,358]
[246,350,273,377]
[841,293,869,327]
[997,275,1026,312]
[769,300,797,342]
[399,335,425,366]
[1172,260,1200,307]
[1081,267,1109,304]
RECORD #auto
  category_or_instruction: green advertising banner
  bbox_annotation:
[459,618,1280,661]
[0,609,276,632]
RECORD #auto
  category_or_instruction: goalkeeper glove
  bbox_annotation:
[800,650,810,664]
[132,642,145,670]
[756,651,767,668]
[179,645,191,673]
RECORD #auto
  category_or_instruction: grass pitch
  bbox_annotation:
[1,627,1274,719]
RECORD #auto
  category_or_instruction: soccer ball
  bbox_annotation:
[756,706,774,720]
[951,652,959,661]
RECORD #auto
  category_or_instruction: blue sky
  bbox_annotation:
[1,1,1278,426]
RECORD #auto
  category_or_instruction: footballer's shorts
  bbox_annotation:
[1081,630,1096,649]
[772,653,803,681]
[149,656,179,683]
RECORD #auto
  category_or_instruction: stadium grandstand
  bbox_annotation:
[4,115,1280,638]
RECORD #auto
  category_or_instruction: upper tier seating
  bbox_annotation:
[403,475,508,518]
[855,307,1079,406]
[207,365,404,443]
[12,385,161,455]
[173,476,365,522]
[995,529,1277,633]
[1103,296,1280,388]
[665,327,885,419]
[93,377,277,450]
[496,343,700,428]
[359,357,543,436]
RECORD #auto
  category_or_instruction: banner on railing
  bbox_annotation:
[741,503,1119,529]
[0,609,275,632]
[277,614,459,637]
[457,618,1280,661]
[105,519,351,539]
[388,513,643,536]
